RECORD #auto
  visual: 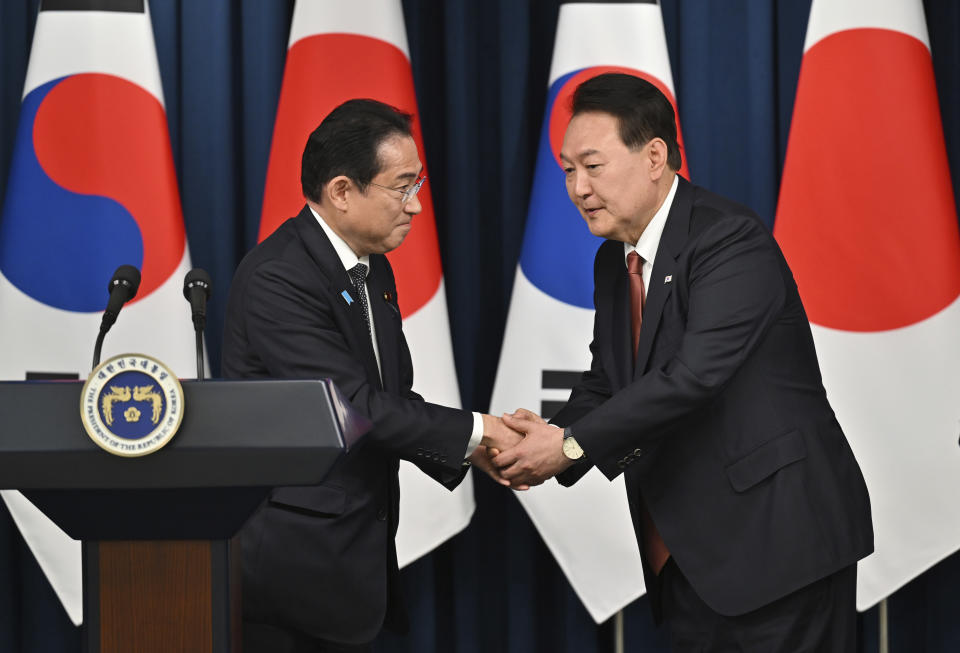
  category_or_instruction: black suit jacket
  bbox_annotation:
[221,206,473,644]
[554,177,873,618]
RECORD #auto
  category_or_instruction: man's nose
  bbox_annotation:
[573,172,592,198]
[405,193,423,215]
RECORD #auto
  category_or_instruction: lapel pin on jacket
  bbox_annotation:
[383,291,400,316]
[341,290,354,305]
[664,275,673,284]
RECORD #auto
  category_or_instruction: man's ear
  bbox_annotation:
[647,138,668,180]
[325,176,353,211]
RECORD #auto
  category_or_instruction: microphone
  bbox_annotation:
[93,265,141,368]
[182,268,212,380]
[182,268,212,331]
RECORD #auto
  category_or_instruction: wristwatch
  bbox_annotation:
[562,426,585,461]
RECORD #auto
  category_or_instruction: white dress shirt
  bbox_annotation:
[623,174,679,290]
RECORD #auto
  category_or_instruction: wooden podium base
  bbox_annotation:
[83,539,241,653]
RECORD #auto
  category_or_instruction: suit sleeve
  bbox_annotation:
[241,257,473,482]
[552,253,615,427]
[573,215,787,480]
[551,255,614,485]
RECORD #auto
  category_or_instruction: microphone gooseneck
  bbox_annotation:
[182,268,212,380]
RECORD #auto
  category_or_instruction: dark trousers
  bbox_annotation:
[243,622,373,653]
[660,559,858,652]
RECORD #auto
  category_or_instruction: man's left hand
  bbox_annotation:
[493,412,573,487]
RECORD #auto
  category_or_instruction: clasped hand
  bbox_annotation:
[470,409,573,490]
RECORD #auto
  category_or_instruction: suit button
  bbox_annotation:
[633,448,643,456]
[617,460,626,469]
[440,455,447,463]
[416,448,423,456]
[377,507,387,521]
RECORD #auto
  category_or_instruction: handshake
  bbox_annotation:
[468,409,577,490]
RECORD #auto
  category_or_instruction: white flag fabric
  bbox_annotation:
[0,0,198,626]
[257,0,472,567]
[774,0,960,611]
[488,1,689,623]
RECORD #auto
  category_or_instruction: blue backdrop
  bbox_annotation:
[1,1,959,651]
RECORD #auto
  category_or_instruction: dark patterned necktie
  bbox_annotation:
[348,263,370,331]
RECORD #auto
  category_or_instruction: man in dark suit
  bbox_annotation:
[222,99,518,652]
[494,73,873,651]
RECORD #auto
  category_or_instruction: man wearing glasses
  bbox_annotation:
[222,99,518,652]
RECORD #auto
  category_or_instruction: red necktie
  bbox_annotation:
[627,251,646,356]
[627,250,671,575]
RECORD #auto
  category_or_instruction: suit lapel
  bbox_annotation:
[367,257,401,393]
[292,207,382,386]
[633,177,693,377]
[602,252,633,390]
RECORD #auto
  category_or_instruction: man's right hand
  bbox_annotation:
[480,413,524,452]
[468,445,511,487]
[478,414,529,490]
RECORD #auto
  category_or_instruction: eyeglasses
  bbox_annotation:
[369,175,427,205]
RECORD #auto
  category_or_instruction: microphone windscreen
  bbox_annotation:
[109,264,141,300]
[183,268,212,300]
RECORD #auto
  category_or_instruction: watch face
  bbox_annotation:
[563,436,584,460]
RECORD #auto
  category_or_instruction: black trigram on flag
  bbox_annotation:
[540,369,581,419]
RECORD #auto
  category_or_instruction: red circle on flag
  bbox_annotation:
[547,65,689,179]
[260,34,442,319]
[775,29,960,331]
[33,73,185,304]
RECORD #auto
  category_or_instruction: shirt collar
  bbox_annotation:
[309,205,370,276]
[624,174,679,267]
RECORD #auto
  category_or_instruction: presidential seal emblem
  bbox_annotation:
[80,354,184,457]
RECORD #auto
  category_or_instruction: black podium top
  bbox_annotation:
[0,378,371,539]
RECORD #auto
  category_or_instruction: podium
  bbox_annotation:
[0,378,370,653]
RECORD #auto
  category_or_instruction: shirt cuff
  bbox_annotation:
[463,412,484,459]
